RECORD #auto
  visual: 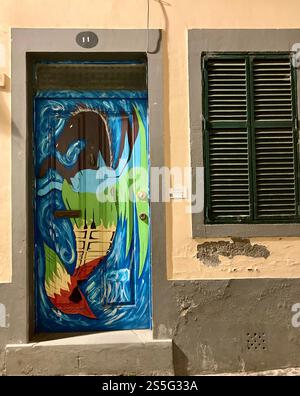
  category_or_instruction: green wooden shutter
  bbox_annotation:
[203,53,299,224]
[251,57,299,220]
[204,56,251,222]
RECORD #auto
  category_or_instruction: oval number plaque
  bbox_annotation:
[76,31,99,49]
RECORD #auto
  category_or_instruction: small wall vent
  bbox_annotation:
[246,332,267,351]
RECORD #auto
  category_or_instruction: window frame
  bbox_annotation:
[202,52,300,225]
[188,29,300,237]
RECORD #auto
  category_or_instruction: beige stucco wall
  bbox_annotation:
[1,0,300,283]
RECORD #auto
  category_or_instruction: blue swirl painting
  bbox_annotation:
[34,90,151,332]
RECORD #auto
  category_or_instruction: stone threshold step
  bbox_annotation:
[5,330,174,376]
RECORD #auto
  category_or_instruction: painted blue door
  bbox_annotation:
[34,90,151,332]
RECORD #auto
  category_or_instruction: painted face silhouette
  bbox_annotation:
[39,111,111,181]
[39,109,138,180]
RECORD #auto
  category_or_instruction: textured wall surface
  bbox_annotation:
[155,278,300,374]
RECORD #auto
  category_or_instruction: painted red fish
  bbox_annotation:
[45,244,103,319]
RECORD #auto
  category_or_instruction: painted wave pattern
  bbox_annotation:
[34,91,151,332]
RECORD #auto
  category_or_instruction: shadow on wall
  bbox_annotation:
[0,74,11,135]
[173,343,189,375]
[0,74,22,139]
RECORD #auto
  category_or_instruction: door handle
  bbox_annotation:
[54,210,81,218]
[139,213,148,221]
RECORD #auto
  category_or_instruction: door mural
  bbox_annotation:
[34,90,151,332]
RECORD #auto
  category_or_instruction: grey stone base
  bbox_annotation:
[4,331,173,376]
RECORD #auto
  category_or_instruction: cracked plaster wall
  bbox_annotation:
[155,278,300,374]
[172,236,300,279]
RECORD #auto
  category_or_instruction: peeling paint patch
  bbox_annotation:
[0,304,6,328]
[197,238,270,267]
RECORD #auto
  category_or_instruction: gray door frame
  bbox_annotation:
[7,28,165,342]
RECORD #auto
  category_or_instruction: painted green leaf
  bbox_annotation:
[134,107,149,277]
[44,242,63,285]
[62,180,118,229]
